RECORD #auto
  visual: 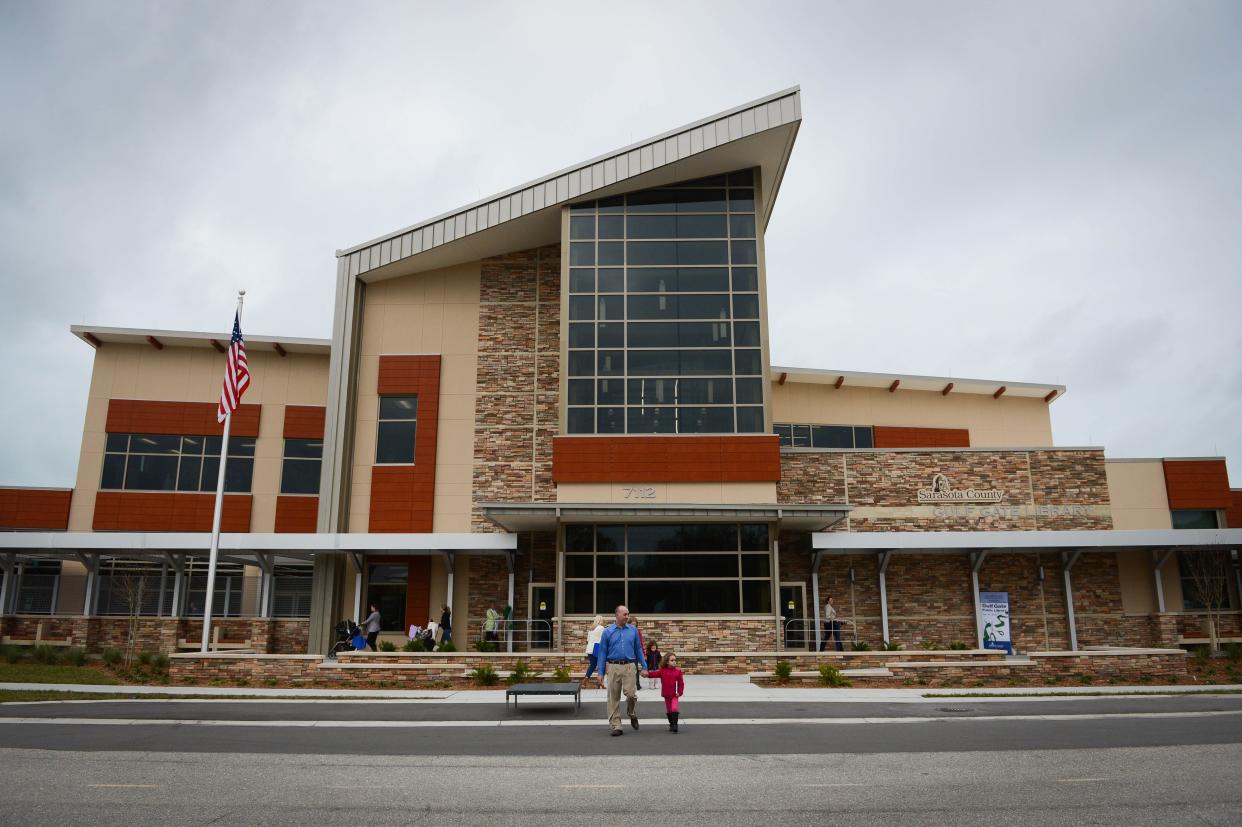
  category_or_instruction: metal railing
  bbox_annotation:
[466,618,554,652]
[782,617,858,651]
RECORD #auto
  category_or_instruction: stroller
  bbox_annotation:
[328,618,365,658]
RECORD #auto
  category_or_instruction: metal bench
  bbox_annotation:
[505,681,581,711]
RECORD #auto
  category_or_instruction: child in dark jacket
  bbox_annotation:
[642,652,685,732]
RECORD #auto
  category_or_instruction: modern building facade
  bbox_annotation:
[3,87,1240,659]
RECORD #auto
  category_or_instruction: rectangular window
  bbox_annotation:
[376,396,418,464]
[774,423,875,449]
[560,523,771,615]
[272,564,314,617]
[101,432,255,493]
[562,168,766,434]
[280,438,323,495]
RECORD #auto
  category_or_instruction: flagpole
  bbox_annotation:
[201,291,245,653]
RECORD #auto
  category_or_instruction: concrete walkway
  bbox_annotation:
[2,675,1239,703]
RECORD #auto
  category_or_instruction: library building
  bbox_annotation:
[2,88,1240,683]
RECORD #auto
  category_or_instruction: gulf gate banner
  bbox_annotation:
[980,591,1012,654]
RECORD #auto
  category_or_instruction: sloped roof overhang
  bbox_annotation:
[337,87,802,283]
[811,528,1242,554]
[479,502,849,533]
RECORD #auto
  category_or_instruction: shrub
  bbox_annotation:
[1193,646,1212,663]
[849,641,871,652]
[1,645,25,664]
[1223,642,1242,662]
[947,641,970,651]
[31,644,63,664]
[102,648,123,666]
[137,651,155,666]
[263,677,279,687]
[470,665,499,686]
[773,660,793,682]
[437,641,457,653]
[473,639,498,653]
[880,640,902,651]
[151,653,169,672]
[817,663,851,688]
[506,660,533,685]
[921,640,944,651]
[64,647,88,666]
[403,638,424,652]
[553,664,572,682]
[378,640,397,652]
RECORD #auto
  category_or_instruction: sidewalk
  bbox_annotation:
[2,675,1240,703]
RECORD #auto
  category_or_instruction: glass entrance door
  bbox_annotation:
[530,584,555,649]
[367,564,408,632]
[780,583,809,650]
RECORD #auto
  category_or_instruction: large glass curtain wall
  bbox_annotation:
[566,168,765,434]
[563,523,773,615]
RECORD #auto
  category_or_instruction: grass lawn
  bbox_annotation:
[0,662,122,686]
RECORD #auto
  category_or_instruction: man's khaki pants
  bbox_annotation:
[605,661,638,731]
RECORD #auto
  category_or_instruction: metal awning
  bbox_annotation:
[480,502,850,532]
[0,531,517,564]
[812,528,1242,553]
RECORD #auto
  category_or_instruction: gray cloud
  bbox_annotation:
[2,0,1239,486]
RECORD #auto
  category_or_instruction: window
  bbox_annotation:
[13,561,60,614]
[272,564,313,617]
[376,396,418,464]
[562,523,772,615]
[101,433,255,493]
[96,559,177,616]
[1171,510,1220,530]
[774,423,874,448]
[565,168,766,434]
[280,438,323,494]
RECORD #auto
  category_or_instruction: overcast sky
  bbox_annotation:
[2,1,1239,488]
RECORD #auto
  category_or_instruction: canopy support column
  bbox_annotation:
[77,553,99,617]
[256,553,274,619]
[1062,550,1082,651]
[505,552,516,654]
[810,549,825,651]
[166,554,186,618]
[971,550,990,650]
[1152,549,1175,613]
[0,553,15,616]
[878,550,892,645]
[349,552,364,623]
[771,537,782,650]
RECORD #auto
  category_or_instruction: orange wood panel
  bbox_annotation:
[1162,459,1232,510]
[274,496,319,533]
[551,435,781,483]
[0,488,72,530]
[369,355,441,532]
[106,399,261,438]
[282,406,326,440]
[872,426,971,449]
[92,491,252,532]
[1226,490,1242,529]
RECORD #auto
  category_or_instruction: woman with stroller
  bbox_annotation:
[361,604,382,651]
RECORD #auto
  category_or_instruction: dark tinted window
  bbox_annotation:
[376,397,417,464]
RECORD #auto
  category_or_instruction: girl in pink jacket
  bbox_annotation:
[643,652,685,732]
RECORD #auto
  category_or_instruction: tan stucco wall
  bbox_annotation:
[67,342,329,533]
[769,383,1054,448]
[556,481,778,505]
[1106,459,1183,612]
[350,261,482,533]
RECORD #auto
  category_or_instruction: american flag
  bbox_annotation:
[217,312,251,423]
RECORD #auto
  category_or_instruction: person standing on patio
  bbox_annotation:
[584,614,606,687]
[439,604,452,645]
[362,604,382,652]
[596,604,647,736]
[821,596,843,652]
[483,605,499,644]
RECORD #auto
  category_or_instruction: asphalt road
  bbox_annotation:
[0,695,1239,825]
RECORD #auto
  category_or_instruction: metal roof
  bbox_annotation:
[479,501,849,532]
[772,365,1066,402]
[336,87,802,282]
[812,528,1242,552]
[71,325,331,356]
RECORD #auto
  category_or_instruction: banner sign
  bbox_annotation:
[979,591,1012,654]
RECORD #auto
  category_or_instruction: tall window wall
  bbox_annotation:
[565,169,766,434]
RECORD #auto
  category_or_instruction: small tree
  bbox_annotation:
[1180,550,1230,655]
[114,571,148,665]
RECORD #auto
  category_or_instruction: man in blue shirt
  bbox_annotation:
[596,604,647,736]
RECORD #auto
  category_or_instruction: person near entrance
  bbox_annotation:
[584,614,606,687]
[362,604,382,652]
[597,604,647,736]
[483,605,499,644]
[439,604,452,645]
[821,596,844,652]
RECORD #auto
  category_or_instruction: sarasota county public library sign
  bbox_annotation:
[914,473,1098,520]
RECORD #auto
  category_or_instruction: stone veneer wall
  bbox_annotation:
[777,448,1118,650]
[470,245,560,532]
[0,615,309,655]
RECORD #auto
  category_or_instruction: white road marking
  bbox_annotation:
[801,783,866,787]
[1057,777,1117,783]
[87,784,160,789]
[0,709,1238,728]
[560,784,625,789]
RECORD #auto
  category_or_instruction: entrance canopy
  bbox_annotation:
[480,502,850,532]
[812,528,1242,554]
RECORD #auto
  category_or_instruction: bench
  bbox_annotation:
[2,622,74,647]
[506,681,581,711]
